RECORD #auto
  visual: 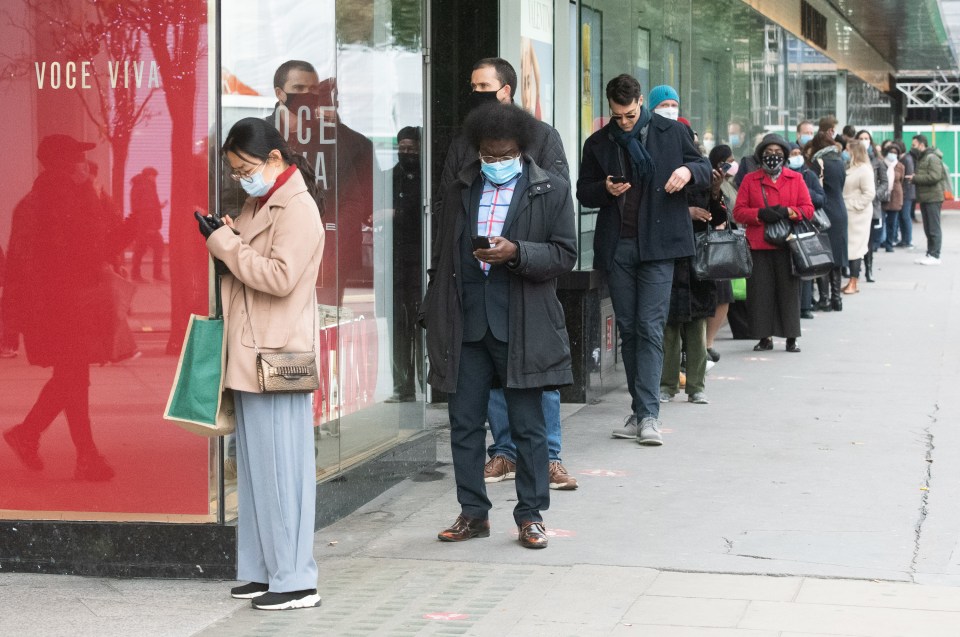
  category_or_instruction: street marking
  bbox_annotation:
[423,612,470,621]
[580,469,627,477]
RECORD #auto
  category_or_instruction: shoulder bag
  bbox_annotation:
[760,183,793,246]
[243,287,320,393]
[693,224,753,281]
[787,218,835,280]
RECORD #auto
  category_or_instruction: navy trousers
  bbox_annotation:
[448,329,549,525]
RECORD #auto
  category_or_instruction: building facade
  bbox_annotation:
[0,0,950,577]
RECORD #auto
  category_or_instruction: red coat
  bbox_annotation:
[733,169,815,250]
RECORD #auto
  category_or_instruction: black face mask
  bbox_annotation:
[283,92,332,120]
[762,154,784,174]
[398,153,420,172]
[466,90,500,111]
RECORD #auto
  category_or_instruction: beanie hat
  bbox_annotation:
[647,85,679,109]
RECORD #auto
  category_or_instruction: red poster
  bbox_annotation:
[0,0,213,518]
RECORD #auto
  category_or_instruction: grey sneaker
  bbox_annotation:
[612,414,638,439]
[688,392,709,404]
[659,391,673,403]
[637,417,663,446]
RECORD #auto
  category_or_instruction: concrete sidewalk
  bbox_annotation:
[4,213,960,636]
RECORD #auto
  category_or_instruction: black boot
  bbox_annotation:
[815,275,831,311]
[864,251,875,283]
[830,269,843,311]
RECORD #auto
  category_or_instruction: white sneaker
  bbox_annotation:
[705,360,716,373]
[915,255,941,266]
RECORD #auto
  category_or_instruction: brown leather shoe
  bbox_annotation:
[437,515,490,542]
[518,521,548,549]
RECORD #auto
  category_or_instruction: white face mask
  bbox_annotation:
[703,139,715,153]
[885,152,899,164]
[788,156,804,169]
[860,139,871,151]
[654,106,679,121]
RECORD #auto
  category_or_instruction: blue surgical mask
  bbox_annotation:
[480,156,522,185]
[240,163,274,197]
[788,156,804,169]
[886,152,899,163]
[729,134,741,147]
[798,134,813,145]
[841,150,850,163]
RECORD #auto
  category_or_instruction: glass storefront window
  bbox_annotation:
[219,0,426,518]
[0,0,215,521]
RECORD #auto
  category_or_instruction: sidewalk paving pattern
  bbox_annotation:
[4,215,960,636]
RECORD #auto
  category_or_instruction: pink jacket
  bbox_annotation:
[206,170,325,392]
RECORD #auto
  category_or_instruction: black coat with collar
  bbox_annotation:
[420,158,577,393]
[577,114,711,270]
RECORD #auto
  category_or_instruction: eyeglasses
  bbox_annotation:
[229,160,265,183]
[479,152,520,164]
[610,110,638,122]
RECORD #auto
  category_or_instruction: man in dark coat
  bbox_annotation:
[129,166,166,282]
[576,74,710,446]
[421,103,576,550]
[435,56,578,491]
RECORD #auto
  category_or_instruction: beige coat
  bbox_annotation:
[206,170,324,392]
[843,161,876,261]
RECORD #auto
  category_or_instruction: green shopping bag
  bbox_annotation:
[731,277,747,301]
[163,280,235,436]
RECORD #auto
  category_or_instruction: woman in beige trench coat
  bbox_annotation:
[842,141,876,294]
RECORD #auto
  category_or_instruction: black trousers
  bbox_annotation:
[745,249,801,339]
[448,329,549,525]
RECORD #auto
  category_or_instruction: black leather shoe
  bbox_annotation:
[786,338,801,353]
[518,521,548,549]
[831,298,843,312]
[753,338,773,351]
[800,310,815,319]
[438,515,490,542]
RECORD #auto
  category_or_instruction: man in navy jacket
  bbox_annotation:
[576,75,710,445]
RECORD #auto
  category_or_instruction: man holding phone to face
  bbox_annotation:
[577,75,710,446]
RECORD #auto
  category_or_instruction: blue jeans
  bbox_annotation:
[608,240,674,420]
[487,389,561,463]
[899,198,914,245]
[883,210,899,247]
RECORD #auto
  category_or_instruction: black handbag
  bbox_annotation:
[760,184,793,246]
[811,207,832,231]
[693,225,753,280]
[787,219,835,280]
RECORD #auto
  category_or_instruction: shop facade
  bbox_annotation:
[0,0,903,577]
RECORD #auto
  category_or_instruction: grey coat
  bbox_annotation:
[420,158,577,393]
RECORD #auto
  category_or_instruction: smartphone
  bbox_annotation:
[610,175,628,184]
[471,236,491,250]
[719,162,732,173]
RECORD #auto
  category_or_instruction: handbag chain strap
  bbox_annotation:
[240,284,317,356]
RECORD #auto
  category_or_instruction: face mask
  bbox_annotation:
[798,134,813,145]
[703,139,715,153]
[726,160,739,176]
[860,139,871,151]
[283,92,321,116]
[885,152,899,164]
[762,154,784,174]
[788,156,804,169]
[398,153,420,172]
[841,150,851,162]
[654,106,679,121]
[467,90,501,111]
[240,162,274,197]
[480,156,522,185]
[728,134,741,147]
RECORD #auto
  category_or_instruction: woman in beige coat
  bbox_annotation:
[842,141,875,294]
[197,118,324,610]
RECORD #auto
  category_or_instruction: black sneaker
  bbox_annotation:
[252,589,322,610]
[706,347,720,363]
[231,582,269,599]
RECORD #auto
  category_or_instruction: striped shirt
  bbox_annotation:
[476,174,520,272]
